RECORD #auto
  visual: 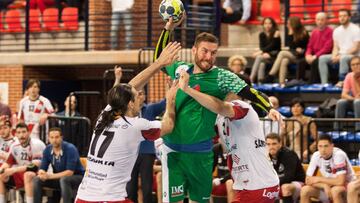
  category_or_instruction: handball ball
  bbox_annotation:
[159,0,185,23]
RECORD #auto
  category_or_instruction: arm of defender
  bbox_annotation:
[113,66,122,87]
[160,82,177,136]
[179,70,235,118]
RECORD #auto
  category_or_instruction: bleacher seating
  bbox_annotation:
[253,83,342,94]
[290,0,305,18]
[260,0,281,23]
[29,9,41,32]
[5,9,23,33]
[43,8,61,31]
[62,7,79,31]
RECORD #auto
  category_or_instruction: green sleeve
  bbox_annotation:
[217,69,248,94]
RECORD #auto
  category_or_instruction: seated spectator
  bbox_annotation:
[18,79,54,139]
[334,56,360,131]
[0,0,14,11]
[0,101,11,119]
[263,16,309,87]
[32,127,84,203]
[57,95,81,117]
[251,17,281,83]
[211,143,233,203]
[0,123,45,203]
[266,133,305,203]
[318,9,360,86]
[300,134,355,203]
[0,117,16,164]
[282,97,317,160]
[227,55,250,84]
[221,0,251,24]
[305,12,333,84]
[29,0,56,13]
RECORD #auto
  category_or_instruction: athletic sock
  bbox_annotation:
[0,194,5,203]
[26,196,33,203]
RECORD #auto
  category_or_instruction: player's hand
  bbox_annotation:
[225,7,233,14]
[165,80,179,103]
[268,109,281,122]
[212,178,222,186]
[165,12,186,31]
[114,66,122,81]
[38,171,49,181]
[178,70,190,92]
[262,53,271,59]
[156,42,181,67]
[39,114,48,125]
[323,184,332,200]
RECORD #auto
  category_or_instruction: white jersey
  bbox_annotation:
[0,137,16,164]
[76,115,162,201]
[307,147,355,183]
[6,138,45,166]
[18,96,54,139]
[215,100,279,190]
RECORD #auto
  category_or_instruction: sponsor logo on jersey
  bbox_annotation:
[87,156,115,167]
[175,65,193,79]
[262,188,279,199]
[121,124,128,129]
[171,185,184,197]
[255,139,266,148]
[232,164,249,172]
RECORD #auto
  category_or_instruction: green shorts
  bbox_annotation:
[161,144,213,203]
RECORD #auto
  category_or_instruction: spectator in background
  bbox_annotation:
[227,55,250,84]
[29,0,56,13]
[221,0,251,24]
[0,101,11,119]
[32,127,84,203]
[282,97,317,160]
[0,0,14,11]
[318,9,360,86]
[305,12,333,84]
[266,133,305,203]
[263,16,309,87]
[0,123,46,203]
[300,134,355,203]
[211,142,233,203]
[108,0,133,50]
[112,66,166,203]
[251,17,281,83]
[334,56,360,131]
[57,95,80,117]
[18,79,54,139]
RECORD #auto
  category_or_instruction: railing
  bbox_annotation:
[308,118,360,162]
[0,0,221,52]
[40,115,92,156]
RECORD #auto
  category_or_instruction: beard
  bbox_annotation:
[194,55,214,73]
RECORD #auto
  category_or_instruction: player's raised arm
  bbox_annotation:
[160,81,177,136]
[178,70,235,118]
[154,14,186,61]
[129,42,181,90]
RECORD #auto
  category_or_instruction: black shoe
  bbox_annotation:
[261,75,275,83]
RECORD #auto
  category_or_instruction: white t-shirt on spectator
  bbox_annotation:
[333,23,360,55]
[108,0,134,12]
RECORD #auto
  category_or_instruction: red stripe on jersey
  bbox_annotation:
[6,153,17,166]
[34,101,44,113]
[141,128,161,141]
[28,124,34,134]
[230,105,249,121]
[227,154,233,173]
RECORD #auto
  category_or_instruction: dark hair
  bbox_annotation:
[26,79,40,90]
[288,16,308,43]
[265,133,281,142]
[350,56,360,64]
[95,83,135,131]
[262,17,279,40]
[49,127,62,136]
[318,134,333,144]
[291,97,305,109]
[16,123,28,131]
[339,9,351,17]
[194,32,219,47]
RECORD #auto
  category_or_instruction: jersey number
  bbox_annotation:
[20,152,28,160]
[90,130,114,158]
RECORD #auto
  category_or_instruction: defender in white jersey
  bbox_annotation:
[0,123,45,203]
[18,79,54,139]
[178,70,280,203]
[300,134,354,203]
[76,82,176,203]
[0,117,16,165]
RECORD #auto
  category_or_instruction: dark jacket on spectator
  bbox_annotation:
[259,32,281,61]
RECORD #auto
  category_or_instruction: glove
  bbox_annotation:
[212,178,222,186]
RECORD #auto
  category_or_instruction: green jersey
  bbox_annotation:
[163,61,247,145]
